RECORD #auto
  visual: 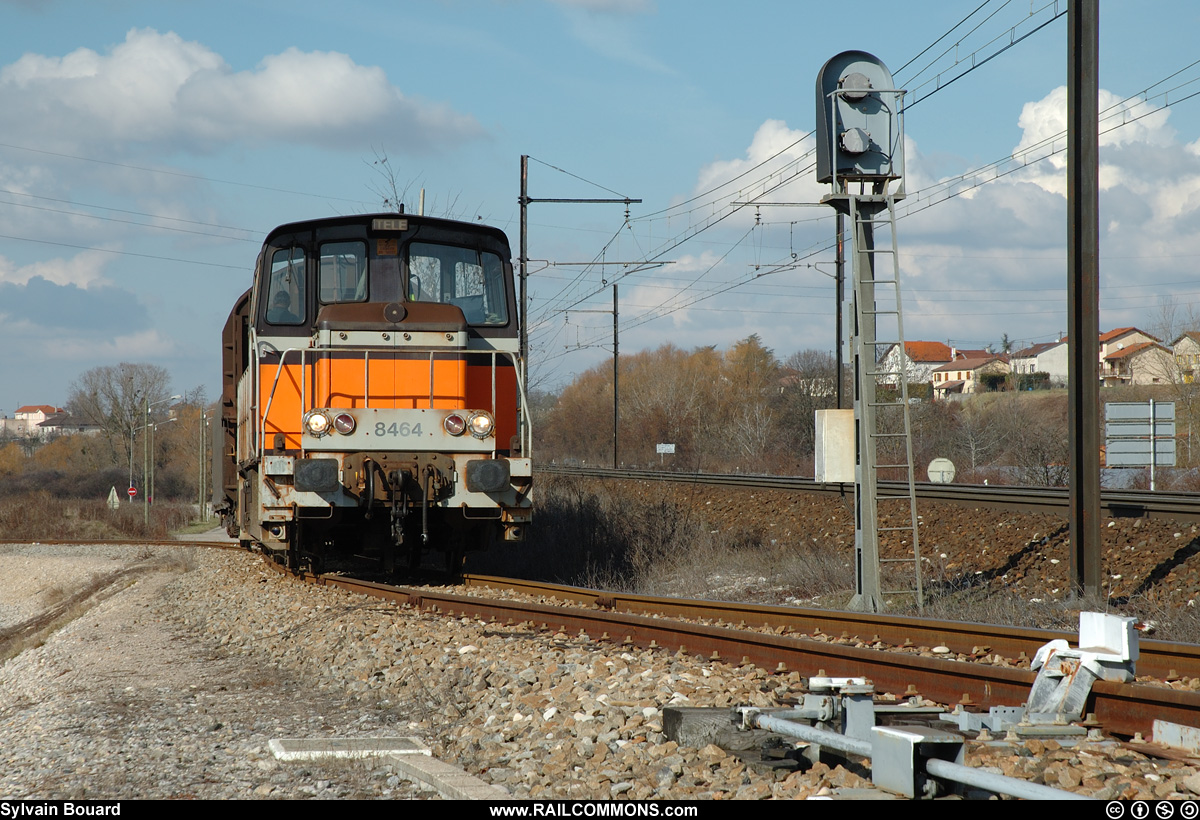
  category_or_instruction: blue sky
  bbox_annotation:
[3,0,1200,413]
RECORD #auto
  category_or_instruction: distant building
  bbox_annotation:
[1172,332,1200,383]
[1101,341,1174,387]
[37,413,102,438]
[1,405,65,440]
[1010,340,1069,386]
[931,356,1011,400]
[1099,327,1159,362]
[876,341,957,387]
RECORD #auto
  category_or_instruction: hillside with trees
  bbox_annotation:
[0,362,210,503]
[535,338,1197,488]
[536,336,841,474]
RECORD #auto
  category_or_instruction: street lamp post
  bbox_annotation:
[199,411,209,522]
[128,418,137,496]
[149,417,177,509]
[144,395,182,524]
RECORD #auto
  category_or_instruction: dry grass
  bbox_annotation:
[468,474,858,603]
[0,492,196,541]
[471,475,1200,643]
[40,583,68,606]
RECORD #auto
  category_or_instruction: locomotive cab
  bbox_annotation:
[215,213,531,575]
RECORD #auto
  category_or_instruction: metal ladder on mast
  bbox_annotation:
[850,194,923,609]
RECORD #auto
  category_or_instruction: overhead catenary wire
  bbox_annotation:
[592,69,1200,345]
[0,196,260,243]
[0,231,245,269]
[0,140,373,206]
[892,0,996,78]
[532,3,1078,352]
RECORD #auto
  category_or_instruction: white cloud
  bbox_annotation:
[0,28,484,156]
[692,119,816,198]
[658,80,1200,357]
[1013,86,1176,198]
[0,252,111,288]
[41,328,175,361]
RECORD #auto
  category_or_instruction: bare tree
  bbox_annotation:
[953,401,1009,477]
[720,336,782,470]
[623,345,722,468]
[365,148,473,220]
[67,363,172,480]
[997,394,1070,486]
[1145,297,1200,464]
[909,399,959,473]
[728,402,775,464]
[778,349,839,465]
[365,148,414,214]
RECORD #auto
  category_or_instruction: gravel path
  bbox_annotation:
[0,543,434,800]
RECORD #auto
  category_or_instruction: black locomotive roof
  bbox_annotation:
[261,212,511,249]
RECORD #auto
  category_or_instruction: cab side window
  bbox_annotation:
[266,247,306,326]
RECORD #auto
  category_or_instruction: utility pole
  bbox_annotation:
[613,284,619,469]
[1067,0,1102,599]
[199,410,208,522]
[518,155,641,463]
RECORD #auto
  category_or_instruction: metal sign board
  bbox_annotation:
[1104,401,1177,468]
[656,443,675,454]
[1107,401,1175,421]
[1106,439,1176,466]
[1105,421,1176,438]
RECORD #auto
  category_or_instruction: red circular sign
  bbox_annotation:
[127,487,137,498]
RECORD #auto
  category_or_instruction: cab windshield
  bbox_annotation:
[407,242,508,326]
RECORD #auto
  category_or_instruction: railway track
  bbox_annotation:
[281,565,1200,741]
[19,536,1200,747]
[542,465,1200,522]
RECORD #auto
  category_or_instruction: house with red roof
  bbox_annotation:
[1,405,66,439]
[1102,340,1174,386]
[876,341,957,387]
[931,356,1011,400]
[1099,328,1158,362]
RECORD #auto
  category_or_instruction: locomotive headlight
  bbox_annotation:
[467,411,495,439]
[333,413,356,435]
[443,413,467,436]
[303,410,332,437]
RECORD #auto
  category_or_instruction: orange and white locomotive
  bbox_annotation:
[215,213,531,574]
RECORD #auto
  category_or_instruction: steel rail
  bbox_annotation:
[461,574,1200,681]
[287,567,1200,740]
[540,465,1200,522]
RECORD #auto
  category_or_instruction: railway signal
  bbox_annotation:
[817,51,921,612]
